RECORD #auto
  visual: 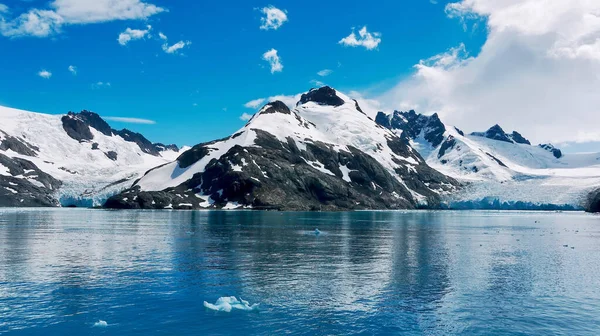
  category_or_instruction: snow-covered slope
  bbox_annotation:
[0,106,182,206]
[376,110,600,209]
[107,87,458,210]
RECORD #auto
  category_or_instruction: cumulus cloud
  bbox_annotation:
[239,113,254,121]
[0,0,165,38]
[259,6,287,30]
[38,69,52,79]
[317,69,332,77]
[267,93,302,108]
[339,26,381,50]
[92,81,111,89]
[244,98,266,109]
[68,65,77,75]
[158,32,167,40]
[378,0,600,144]
[262,48,283,73]
[162,40,191,54]
[118,25,151,45]
[104,116,156,124]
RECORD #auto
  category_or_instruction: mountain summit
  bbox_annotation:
[106,87,458,210]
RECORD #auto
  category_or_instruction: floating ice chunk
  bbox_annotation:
[203,296,259,312]
[93,320,108,328]
[314,228,321,235]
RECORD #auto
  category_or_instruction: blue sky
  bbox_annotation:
[1,0,599,153]
[0,0,485,146]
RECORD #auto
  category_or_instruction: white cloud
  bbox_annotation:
[267,93,302,108]
[262,48,283,73]
[103,116,156,124]
[240,113,254,121]
[68,65,77,75]
[244,98,266,109]
[38,69,52,79]
[118,25,151,45]
[0,0,165,38]
[162,40,191,54]
[158,32,167,40]
[92,81,111,89]
[339,26,381,50]
[259,6,288,30]
[378,0,600,144]
[317,69,332,77]
[310,79,325,87]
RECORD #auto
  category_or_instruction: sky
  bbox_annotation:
[0,0,599,153]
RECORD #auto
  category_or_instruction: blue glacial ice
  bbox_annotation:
[203,297,259,312]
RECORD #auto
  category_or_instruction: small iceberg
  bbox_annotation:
[314,228,321,235]
[93,320,108,328]
[203,296,259,312]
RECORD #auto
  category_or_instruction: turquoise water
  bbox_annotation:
[1,209,599,335]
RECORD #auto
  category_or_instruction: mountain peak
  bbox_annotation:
[259,100,291,115]
[297,86,345,107]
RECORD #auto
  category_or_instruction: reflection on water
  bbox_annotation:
[0,209,599,335]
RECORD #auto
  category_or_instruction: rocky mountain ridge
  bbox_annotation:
[106,87,459,210]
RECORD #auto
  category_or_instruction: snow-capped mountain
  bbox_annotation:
[106,87,458,210]
[376,110,600,209]
[0,106,182,207]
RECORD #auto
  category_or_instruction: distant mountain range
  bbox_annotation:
[1,86,599,211]
[375,109,600,210]
[0,106,181,207]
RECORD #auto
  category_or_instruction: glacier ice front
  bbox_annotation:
[203,296,259,312]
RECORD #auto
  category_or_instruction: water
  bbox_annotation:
[1,209,599,335]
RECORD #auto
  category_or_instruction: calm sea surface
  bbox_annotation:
[0,209,599,335]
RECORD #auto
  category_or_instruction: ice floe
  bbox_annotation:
[203,296,259,312]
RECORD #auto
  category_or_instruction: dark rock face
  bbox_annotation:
[92,142,99,150]
[375,112,391,129]
[471,125,533,145]
[105,151,118,161]
[261,101,291,115]
[510,131,531,145]
[438,136,456,159]
[61,113,94,142]
[585,189,600,213]
[375,110,447,147]
[485,152,508,167]
[114,129,160,156]
[0,153,61,207]
[154,143,179,152]
[107,129,458,211]
[471,125,513,143]
[76,110,114,136]
[539,144,563,159]
[61,110,178,156]
[298,86,345,107]
[0,131,39,156]
[454,127,465,136]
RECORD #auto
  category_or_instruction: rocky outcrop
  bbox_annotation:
[471,125,533,145]
[62,113,94,142]
[471,125,513,143]
[61,110,179,156]
[0,153,61,207]
[510,131,531,145]
[298,86,345,107]
[585,189,600,213]
[0,131,39,156]
[375,110,447,147]
[539,144,562,159]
